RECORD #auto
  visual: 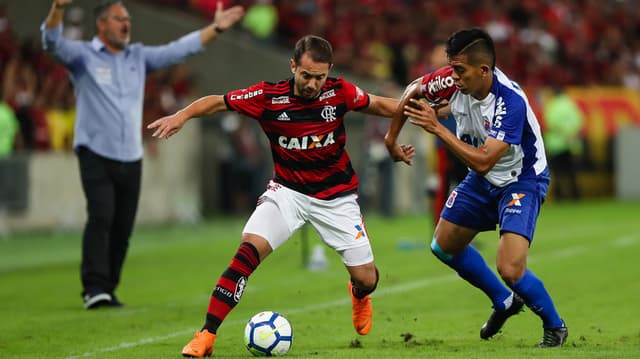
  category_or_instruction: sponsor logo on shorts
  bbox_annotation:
[266,182,281,192]
[446,190,457,208]
[507,193,525,206]
[355,224,367,239]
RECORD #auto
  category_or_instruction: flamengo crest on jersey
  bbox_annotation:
[223,78,370,199]
[419,66,547,187]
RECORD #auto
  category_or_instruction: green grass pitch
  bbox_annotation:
[1,200,639,358]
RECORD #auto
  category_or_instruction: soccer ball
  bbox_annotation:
[244,311,293,356]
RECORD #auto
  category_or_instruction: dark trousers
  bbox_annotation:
[76,146,141,296]
[549,151,580,200]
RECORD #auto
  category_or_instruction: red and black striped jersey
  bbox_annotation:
[223,77,370,200]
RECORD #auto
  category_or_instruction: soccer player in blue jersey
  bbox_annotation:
[385,28,568,347]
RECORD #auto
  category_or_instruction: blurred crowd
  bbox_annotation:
[2,0,639,158]
[153,0,640,89]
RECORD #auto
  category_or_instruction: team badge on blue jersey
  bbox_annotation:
[446,190,458,208]
[483,116,491,131]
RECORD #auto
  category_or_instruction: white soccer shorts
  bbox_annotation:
[243,180,374,266]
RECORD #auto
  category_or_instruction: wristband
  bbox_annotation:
[213,24,224,34]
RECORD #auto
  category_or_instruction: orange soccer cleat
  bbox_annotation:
[348,281,373,335]
[182,329,216,358]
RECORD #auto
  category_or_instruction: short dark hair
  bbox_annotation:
[446,28,496,70]
[94,0,124,20]
[293,35,333,65]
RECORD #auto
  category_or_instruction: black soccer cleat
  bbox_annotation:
[537,321,568,348]
[480,293,525,339]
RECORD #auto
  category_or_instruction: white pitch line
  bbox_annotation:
[611,234,640,248]
[58,233,635,359]
[60,330,193,359]
[59,273,459,359]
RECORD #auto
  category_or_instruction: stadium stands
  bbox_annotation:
[2,1,638,154]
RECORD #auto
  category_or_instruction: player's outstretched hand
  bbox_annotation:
[385,142,415,166]
[213,1,245,31]
[147,113,188,139]
[405,98,439,134]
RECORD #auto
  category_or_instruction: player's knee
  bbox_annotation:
[430,237,453,262]
[241,233,273,261]
[355,277,377,291]
[496,263,525,285]
[351,266,379,291]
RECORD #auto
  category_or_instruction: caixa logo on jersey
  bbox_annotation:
[278,132,335,150]
[427,75,454,95]
[229,89,263,101]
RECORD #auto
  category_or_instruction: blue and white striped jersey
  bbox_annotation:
[419,66,548,187]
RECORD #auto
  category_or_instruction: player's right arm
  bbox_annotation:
[149,82,265,139]
[148,95,228,139]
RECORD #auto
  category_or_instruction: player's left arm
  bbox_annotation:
[382,78,422,165]
[360,95,399,118]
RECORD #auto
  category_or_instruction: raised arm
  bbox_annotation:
[383,78,422,165]
[199,2,245,46]
[147,95,228,139]
[44,0,72,29]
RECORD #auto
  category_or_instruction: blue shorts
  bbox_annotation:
[440,169,550,242]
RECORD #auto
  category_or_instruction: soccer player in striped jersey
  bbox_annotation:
[148,35,407,357]
[385,28,568,348]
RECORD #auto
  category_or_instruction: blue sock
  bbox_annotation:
[432,240,512,310]
[510,269,563,328]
